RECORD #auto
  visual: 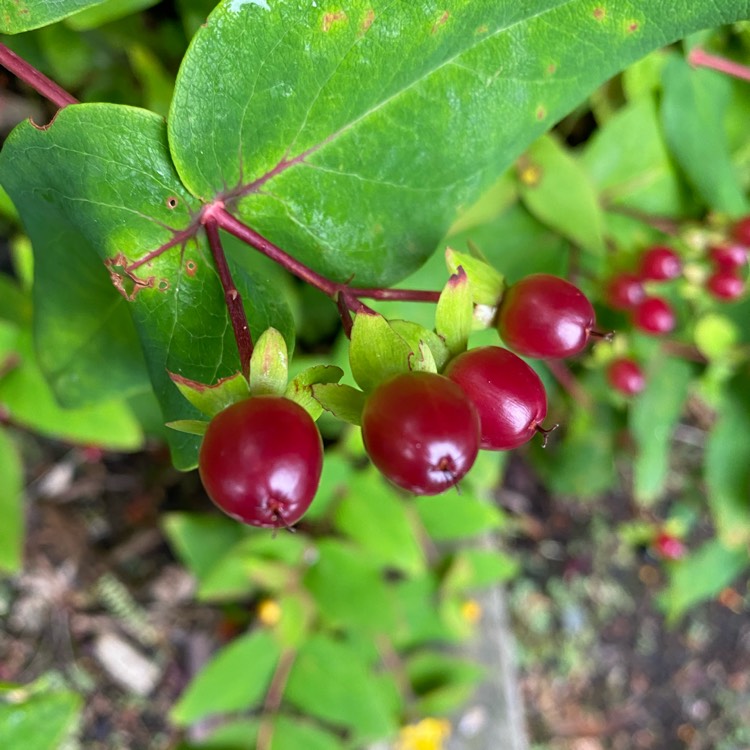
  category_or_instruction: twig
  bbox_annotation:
[256,648,297,750]
[604,205,680,236]
[0,42,78,109]
[203,218,253,379]
[688,47,750,83]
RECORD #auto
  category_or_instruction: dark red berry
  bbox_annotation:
[632,297,675,335]
[709,244,747,270]
[731,216,750,247]
[653,531,686,561]
[707,270,745,301]
[604,273,645,311]
[198,396,323,528]
[444,346,548,450]
[606,357,645,396]
[497,274,596,359]
[361,371,480,495]
[638,245,682,281]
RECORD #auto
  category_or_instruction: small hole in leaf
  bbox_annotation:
[166,196,178,209]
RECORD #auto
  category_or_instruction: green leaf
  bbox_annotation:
[389,319,449,373]
[310,383,365,426]
[170,371,250,418]
[392,576,458,649]
[285,364,343,420]
[659,540,749,625]
[445,247,504,306]
[0,323,143,450]
[434,267,472,359]
[0,688,82,750]
[705,381,750,548]
[517,134,606,254]
[629,354,693,504]
[443,547,519,593]
[65,0,158,30]
[171,630,281,725]
[0,0,106,33]
[660,55,748,216]
[333,471,425,575]
[165,419,208,436]
[406,650,485,716]
[415,490,503,541]
[168,0,750,287]
[162,512,246,581]
[195,716,344,750]
[582,96,694,216]
[248,327,288,396]
[0,104,294,470]
[285,634,397,742]
[0,273,31,326]
[349,310,412,392]
[0,429,23,573]
[303,539,396,634]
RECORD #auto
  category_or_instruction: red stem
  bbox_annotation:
[688,47,750,83]
[203,218,253,379]
[0,42,78,109]
[213,206,441,307]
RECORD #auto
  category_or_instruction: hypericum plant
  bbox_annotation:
[3,2,750,749]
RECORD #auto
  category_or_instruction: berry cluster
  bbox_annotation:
[604,244,682,336]
[189,269,600,527]
[704,217,750,301]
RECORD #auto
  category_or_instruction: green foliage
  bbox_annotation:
[0,429,23,572]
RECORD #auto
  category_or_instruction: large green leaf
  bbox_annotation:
[0,104,294,469]
[0,688,82,750]
[660,54,748,216]
[0,0,105,33]
[169,0,749,288]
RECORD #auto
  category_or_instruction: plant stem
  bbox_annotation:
[688,47,750,83]
[126,225,198,272]
[213,206,442,308]
[257,648,297,750]
[203,218,253,379]
[544,359,593,410]
[605,205,680,236]
[0,43,78,109]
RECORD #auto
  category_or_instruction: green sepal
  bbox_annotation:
[349,310,413,392]
[248,327,289,396]
[165,419,209,436]
[285,365,344,421]
[311,384,366,426]
[445,247,505,306]
[169,370,250,418]
[389,320,448,373]
[434,267,472,359]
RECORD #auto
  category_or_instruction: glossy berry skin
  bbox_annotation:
[361,372,480,495]
[444,346,547,450]
[731,216,750,247]
[632,297,675,335]
[198,396,323,528]
[497,274,596,359]
[606,357,645,396]
[638,245,682,281]
[604,273,645,311]
[707,270,745,301]
[709,244,747,270]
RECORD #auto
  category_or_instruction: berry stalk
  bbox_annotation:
[203,217,254,379]
[688,47,750,82]
[0,42,78,109]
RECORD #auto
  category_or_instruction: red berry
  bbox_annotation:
[638,245,682,281]
[707,270,745,301]
[604,273,645,311]
[632,297,675,335]
[198,396,323,528]
[497,274,596,359]
[361,372,480,495]
[653,531,686,561]
[606,357,645,396]
[444,346,547,450]
[731,216,750,247]
[708,244,747,270]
